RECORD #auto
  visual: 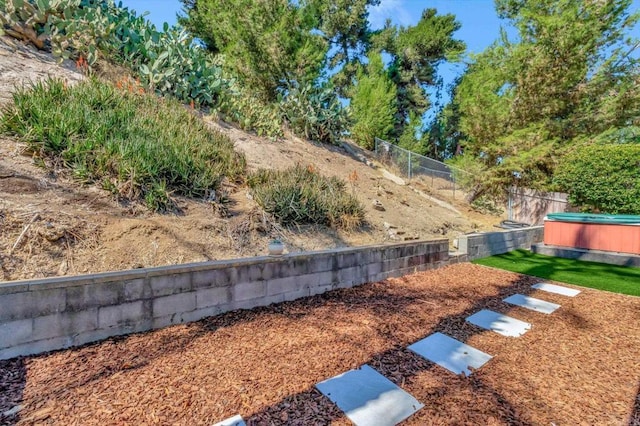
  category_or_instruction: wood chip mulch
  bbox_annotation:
[1,263,639,425]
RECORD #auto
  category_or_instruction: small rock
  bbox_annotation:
[383,222,396,230]
[372,199,385,211]
[57,260,68,276]
[3,405,23,417]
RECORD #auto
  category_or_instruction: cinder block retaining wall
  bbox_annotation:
[0,240,448,360]
[457,226,544,261]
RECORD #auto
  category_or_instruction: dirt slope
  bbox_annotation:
[0,37,499,282]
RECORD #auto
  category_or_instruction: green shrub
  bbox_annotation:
[247,165,365,229]
[1,78,246,211]
[280,81,350,145]
[554,143,640,214]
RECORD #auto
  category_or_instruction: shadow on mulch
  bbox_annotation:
[0,358,26,425]
[630,382,640,426]
[245,274,544,425]
[0,325,208,426]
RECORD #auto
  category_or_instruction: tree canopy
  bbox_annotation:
[179,0,327,101]
[448,0,639,200]
[179,0,465,142]
[349,52,397,149]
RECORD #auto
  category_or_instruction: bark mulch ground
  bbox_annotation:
[1,263,639,425]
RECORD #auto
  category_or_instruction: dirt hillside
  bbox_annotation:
[0,37,500,282]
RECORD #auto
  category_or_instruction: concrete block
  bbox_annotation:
[407,254,427,267]
[337,266,363,287]
[181,306,225,323]
[152,315,177,329]
[288,257,311,276]
[0,318,33,349]
[65,282,122,311]
[231,298,268,311]
[382,258,405,273]
[305,271,334,289]
[0,289,66,322]
[196,287,231,309]
[371,272,391,283]
[192,269,217,289]
[336,252,359,269]
[33,309,99,341]
[308,256,334,273]
[0,336,71,361]
[382,247,401,261]
[213,267,238,288]
[283,288,310,302]
[152,310,201,328]
[367,250,384,263]
[73,327,133,348]
[264,294,285,306]
[0,283,29,296]
[149,273,192,297]
[267,277,302,296]
[365,262,382,278]
[123,278,148,301]
[237,264,265,284]
[99,301,145,329]
[153,292,196,318]
[309,284,333,296]
[400,244,416,257]
[259,262,276,281]
[232,281,265,302]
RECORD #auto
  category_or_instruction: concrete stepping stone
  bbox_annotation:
[503,294,560,314]
[316,364,424,426]
[408,332,492,376]
[532,282,581,297]
[212,414,245,426]
[466,309,531,337]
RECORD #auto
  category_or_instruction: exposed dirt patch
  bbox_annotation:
[0,37,501,281]
[0,37,84,108]
[0,263,638,425]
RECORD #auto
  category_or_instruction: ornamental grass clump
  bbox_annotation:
[248,165,365,230]
[1,78,246,211]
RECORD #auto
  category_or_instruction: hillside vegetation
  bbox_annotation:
[1,78,245,211]
[3,0,637,214]
[0,36,494,282]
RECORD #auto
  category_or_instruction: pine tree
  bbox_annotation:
[451,0,640,200]
[349,53,397,150]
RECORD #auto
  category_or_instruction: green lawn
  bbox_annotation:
[473,250,640,296]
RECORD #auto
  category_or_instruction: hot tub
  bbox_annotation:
[543,213,640,255]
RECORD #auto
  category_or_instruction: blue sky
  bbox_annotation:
[122,0,508,54]
[121,0,508,111]
[121,0,639,115]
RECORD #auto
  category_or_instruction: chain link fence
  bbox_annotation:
[374,137,471,199]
